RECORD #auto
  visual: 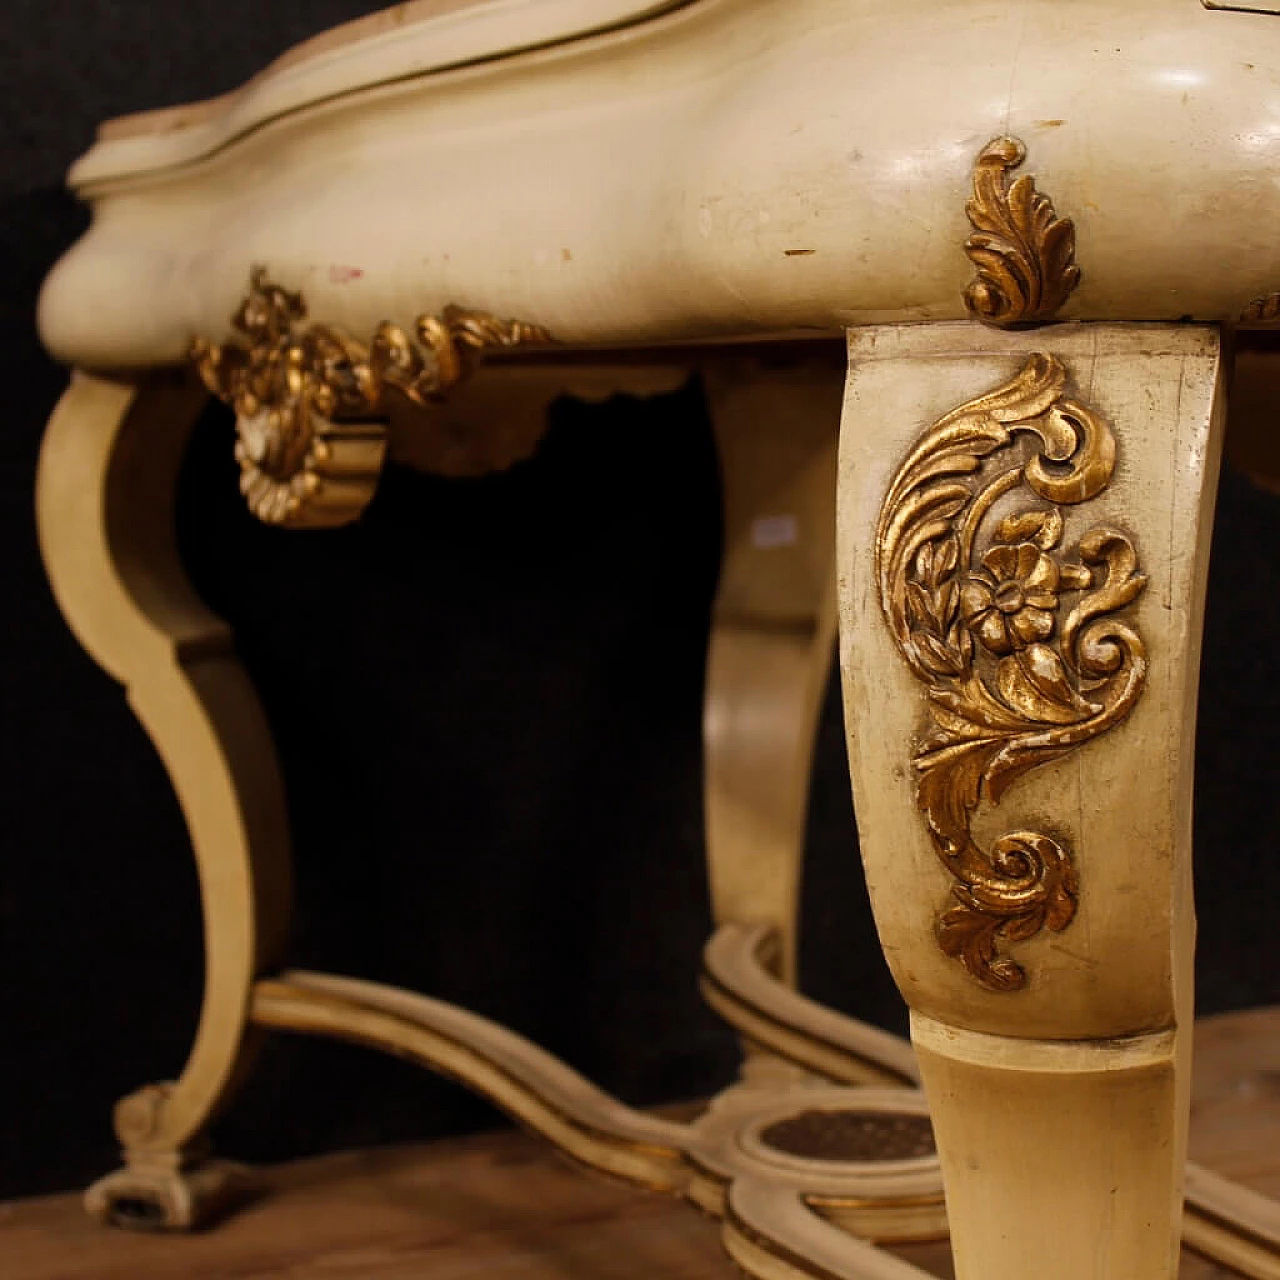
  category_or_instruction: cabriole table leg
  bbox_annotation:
[36,373,293,1230]
[702,356,843,999]
[836,322,1224,1279]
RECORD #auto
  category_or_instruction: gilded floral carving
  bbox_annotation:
[875,354,1147,991]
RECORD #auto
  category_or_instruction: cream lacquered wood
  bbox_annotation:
[703,355,843,995]
[1203,2,1280,13]
[38,0,1280,370]
[81,0,697,175]
[837,322,1225,1279]
[31,0,1280,1275]
[36,373,294,1227]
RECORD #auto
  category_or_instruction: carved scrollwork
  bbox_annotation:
[964,137,1081,328]
[1241,293,1280,325]
[113,1082,175,1147]
[191,268,553,527]
[875,354,1147,991]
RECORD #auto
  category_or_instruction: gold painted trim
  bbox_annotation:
[875,353,1147,991]
[805,1191,946,1213]
[699,968,914,1087]
[964,137,1081,328]
[252,968,950,1255]
[700,926,919,1087]
[722,1196,879,1280]
[1185,1201,1280,1258]
[1241,293,1280,325]
[250,976,688,1177]
[1202,1,1280,13]
[191,268,553,527]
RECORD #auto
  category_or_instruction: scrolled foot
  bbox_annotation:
[85,1154,252,1231]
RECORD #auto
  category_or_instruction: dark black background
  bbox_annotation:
[3,0,1279,1202]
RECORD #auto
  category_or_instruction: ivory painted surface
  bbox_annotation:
[29,0,1279,1267]
[837,321,1225,1280]
[13,1007,1280,1280]
[90,0,696,160]
[31,353,1277,1278]
[38,0,1280,369]
[838,323,1221,1041]
[703,357,843,989]
[36,373,294,1226]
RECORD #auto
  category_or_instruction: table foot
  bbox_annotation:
[85,1152,252,1232]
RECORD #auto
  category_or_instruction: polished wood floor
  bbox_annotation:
[7,1008,1280,1279]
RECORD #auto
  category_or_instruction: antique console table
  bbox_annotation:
[34,1,1280,1277]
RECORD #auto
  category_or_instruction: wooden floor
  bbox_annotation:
[7,1008,1280,1279]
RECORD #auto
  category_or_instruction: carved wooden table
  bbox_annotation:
[33,1,1280,1277]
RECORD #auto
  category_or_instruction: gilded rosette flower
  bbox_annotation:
[960,541,1061,655]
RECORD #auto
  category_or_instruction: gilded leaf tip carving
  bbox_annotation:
[875,354,1147,991]
[1241,293,1280,325]
[964,137,1081,328]
[191,267,553,527]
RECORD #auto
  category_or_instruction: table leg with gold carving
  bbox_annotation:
[36,373,294,1230]
[835,323,1224,1279]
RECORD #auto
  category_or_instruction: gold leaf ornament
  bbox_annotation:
[191,268,553,527]
[1241,293,1280,325]
[964,137,1081,328]
[875,354,1147,991]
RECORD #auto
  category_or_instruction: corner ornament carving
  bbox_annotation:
[874,354,1147,991]
[964,137,1081,328]
[191,268,553,527]
[1241,293,1280,325]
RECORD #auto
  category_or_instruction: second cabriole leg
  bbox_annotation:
[702,355,844,996]
[37,373,293,1229]
[836,323,1224,1278]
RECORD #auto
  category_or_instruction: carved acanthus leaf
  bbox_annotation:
[964,137,1081,328]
